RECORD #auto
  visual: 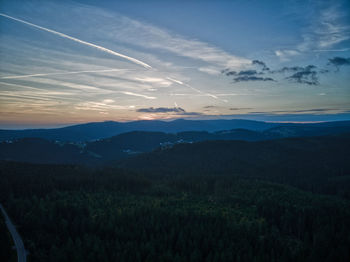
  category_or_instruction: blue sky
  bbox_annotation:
[0,0,349,128]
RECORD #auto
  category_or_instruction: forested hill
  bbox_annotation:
[1,119,350,142]
[0,119,276,142]
[118,133,350,197]
[1,133,350,261]
[2,124,350,165]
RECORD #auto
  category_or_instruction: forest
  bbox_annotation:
[1,135,350,262]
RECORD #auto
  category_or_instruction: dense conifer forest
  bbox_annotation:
[1,141,350,262]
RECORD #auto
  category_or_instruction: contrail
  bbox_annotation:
[0,13,152,69]
[166,77,227,102]
[120,91,156,100]
[0,68,129,79]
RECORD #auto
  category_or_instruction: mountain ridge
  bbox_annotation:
[1,119,350,142]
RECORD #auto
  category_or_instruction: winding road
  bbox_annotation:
[0,203,26,262]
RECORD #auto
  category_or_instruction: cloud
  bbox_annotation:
[319,69,329,74]
[137,107,185,113]
[230,107,254,111]
[0,80,108,94]
[313,48,350,52]
[328,57,350,69]
[233,76,275,83]
[222,70,237,76]
[273,65,317,73]
[237,70,257,76]
[134,77,172,87]
[315,7,350,49]
[223,60,271,80]
[0,13,152,69]
[120,91,156,100]
[224,61,333,85]
[0,68,128,79]
[250,108,345,114]
[275,50,300,61]
[222,69,258,76]
[272,66,304,73]
[137,107,202,115]
[92,10,250,69]
[286,71,318,85]
[275,5,350,58]
[277,65,319,85]
[166,77,184,85]
[75,101,133,111]
[270,65,320,85]
[166,76,226,102]
[252,60,270,71]
[222,66,275,83]
[198,67,221,75]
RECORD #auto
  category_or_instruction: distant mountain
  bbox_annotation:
[263,123,350,138]
[1,119,350,143]
[0,119,279,142]
[1,122,350,165]
[0,129,266,165]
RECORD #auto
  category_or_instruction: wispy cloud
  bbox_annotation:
[0,68,129,79]
[230,107,254,111]
[120,91,156,100]
[166,77,184,85]
[233,76,275,83]
[75,100,134,111]
[327,56,350,69]
[252,60,270,71]
[275,5,350,59]
[134,77,172,87]
[222,66,275,83]
[315,7,350,49]
[251,108,348,114]
[0,13,152,69]
[313,48,350,52]
[137,107,185,113]
[166,76,227,102]
[274,50,300,61]
[17,78,110,93]
[198,67,221,75]
[277,65,319,85]
[94,11,250,70]
[136,106,202,116]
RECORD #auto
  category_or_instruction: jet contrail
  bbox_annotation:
[121,91,156,100]
[0,68,129,79]
[166,76,227,102]
[0,13,152,69]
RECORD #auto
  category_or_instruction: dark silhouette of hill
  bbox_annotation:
[118,133,350,197]
[1,119,339,142]
[1,122,350,165]
[1,133,350,261]
[1,119,350,143]
[1,129,263,165]
[85,129,269,161]
[0,138,97,165]
[1,155,350,261]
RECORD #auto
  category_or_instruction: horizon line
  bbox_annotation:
[1,117,350,130]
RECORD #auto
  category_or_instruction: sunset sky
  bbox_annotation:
[0,0,350,128]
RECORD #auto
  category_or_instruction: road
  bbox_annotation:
[0,203,27,262]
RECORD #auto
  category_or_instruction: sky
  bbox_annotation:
[0,0,349,128]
